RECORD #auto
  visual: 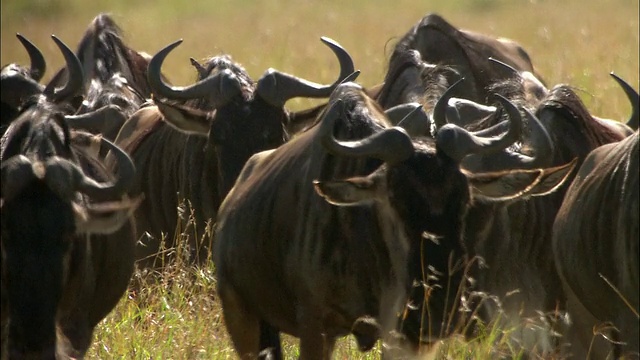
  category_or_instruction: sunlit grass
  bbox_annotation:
[85,221,574,359]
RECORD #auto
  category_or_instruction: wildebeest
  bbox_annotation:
[481,58,638,137]
[448,75,635,354]
[213,80,577,359]
[1,34,46,135]
[110,36,356,267]
[375,13,544,111]
[56,14,153,148]
[0,35,140,359]
[553,131,638,359]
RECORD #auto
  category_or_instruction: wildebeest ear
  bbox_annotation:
[313,170,385,206]
[466,168,543,203]
[524,157,578,197]
[154,98,210,136]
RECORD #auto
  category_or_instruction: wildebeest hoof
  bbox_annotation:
[351,316,381,351]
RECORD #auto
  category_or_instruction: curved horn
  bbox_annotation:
[432,77,465,130]
[610,72,639,130]
[256,36,357,107]
[488,57,519,75]
[41,135,136,201]
[147,39,241,107]
[75,136,136,199]
[1,155,36,203]
[389,103,431,137]
[16,33,46,82]
[446,98,497,128]
[189,57,209,80]
[464,107,554,171]
[43,35,84,102]
[436,94,522,163]
[319,99,415,164]
[74,196,143,235]
[385,102,422,123]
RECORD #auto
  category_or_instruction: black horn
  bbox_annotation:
[37,134,136,201]
[16,33,46,82]
[432,77,465,130]
[256,36,357,107]
[488,57,519,75]
[436,94,523,163]
[43,35,84,102]
[388,103,431,137]
[610,72,639,130]
[463,107,554,171]
[147,39,242,108]
[319,98,415,164]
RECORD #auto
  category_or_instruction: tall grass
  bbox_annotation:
[1,1,638,358]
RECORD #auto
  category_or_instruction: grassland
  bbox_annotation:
[1,0,638,358]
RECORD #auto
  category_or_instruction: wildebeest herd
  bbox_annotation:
[0,12,637,360]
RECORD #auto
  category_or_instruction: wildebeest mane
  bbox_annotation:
[76,14,126,83]
[378,46,456,113]
[1,98,73,161]
[539,85,623,161]
[461,77,529,133]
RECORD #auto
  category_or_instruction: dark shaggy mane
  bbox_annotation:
[485,77,530,110]
[376,49,422,107]
[540,85,624,147]
[377,46,457,113]
[461,77,531,132]
[1,97,73,160]
[72,13,152,98]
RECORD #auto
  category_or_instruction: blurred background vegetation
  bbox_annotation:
[2,0,638,117]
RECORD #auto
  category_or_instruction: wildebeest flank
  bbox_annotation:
[553,131,639,359]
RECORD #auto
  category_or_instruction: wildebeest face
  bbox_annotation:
[209,98,288,197]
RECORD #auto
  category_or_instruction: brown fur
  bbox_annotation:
[554,132,639,359]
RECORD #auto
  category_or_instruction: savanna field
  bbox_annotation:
[1,0,638,358]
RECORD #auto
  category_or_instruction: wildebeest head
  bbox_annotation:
[377,13,543,111]
[0,36,138,358]
[57,14,152,144]
[1,34,47,134]
[147,36,356,198]
[312,83,576,347]
[533,83,631,168]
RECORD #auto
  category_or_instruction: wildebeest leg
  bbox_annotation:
[297,311,335,360]
[57,315,94,359]
[259,321,282,360]
[561,282,615,359]
[218,283,261,359]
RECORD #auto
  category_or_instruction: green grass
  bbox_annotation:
[1,0,638,358]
